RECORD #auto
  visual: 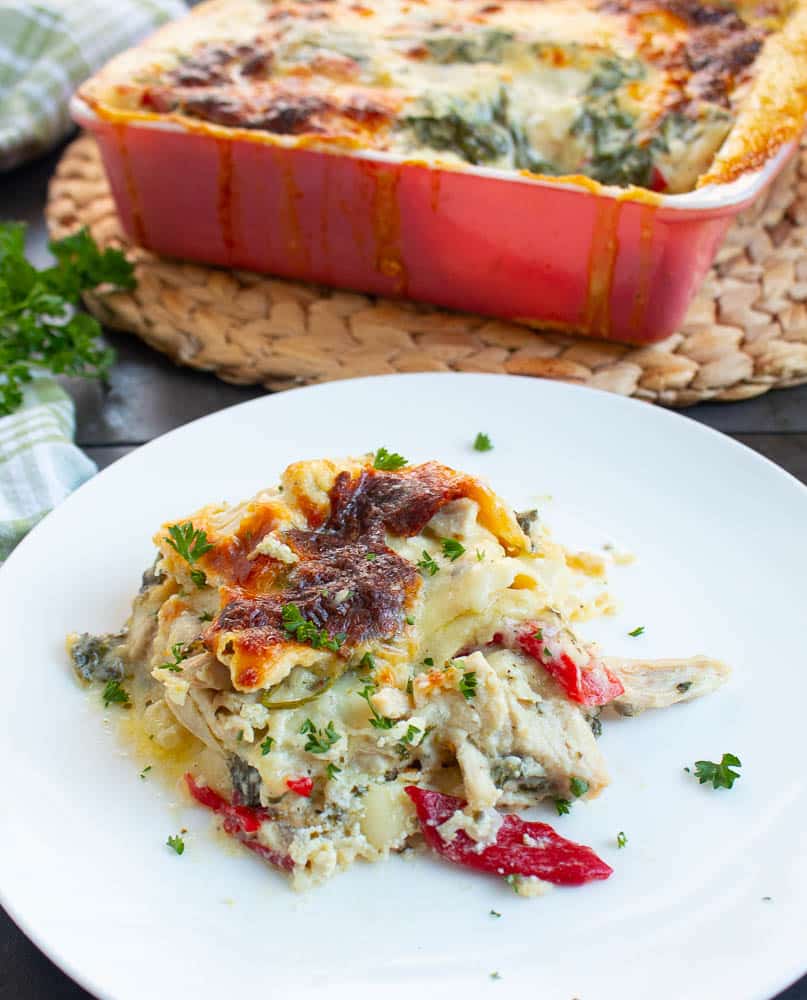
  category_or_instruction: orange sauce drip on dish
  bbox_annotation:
[430,169,441,214]
[583,197,621,338]
[113,124,147,246]
[628,203,657,337]
[216,139,236,257]
[319,153,332,277]
[371,166,407,294]
[276,147,310,272]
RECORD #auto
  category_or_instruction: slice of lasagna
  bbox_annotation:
[69,454,729,891]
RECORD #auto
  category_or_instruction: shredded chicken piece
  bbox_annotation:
[604,655,731,716]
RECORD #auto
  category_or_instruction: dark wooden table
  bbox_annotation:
[2,144,805,1000]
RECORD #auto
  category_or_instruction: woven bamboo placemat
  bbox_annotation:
[46,134,807,405]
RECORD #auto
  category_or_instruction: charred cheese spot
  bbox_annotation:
[200,459,525,691]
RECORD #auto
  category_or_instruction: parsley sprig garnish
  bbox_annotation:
[157,642,187,673]
[627,625,645,638]
[473,432,493,452]
[300,718,341,754]
[373,447,408,471]
[0,223,134,416]
[102,679,130,708]
[554,798,571,816]
[687,753,742,790]
[357,683,394,729]
[260,735,274,756]
[441,538,466,561]
[165,522,213,588]
[282,603,345,651]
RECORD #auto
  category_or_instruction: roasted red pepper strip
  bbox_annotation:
[286,776,314,797]
[184,773,293,871]
[405,786,612,886]
[518,627,623,706]
[650,166,668,192]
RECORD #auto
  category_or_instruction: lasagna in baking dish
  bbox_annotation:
[77,0,807,193]
[69,454,730,891]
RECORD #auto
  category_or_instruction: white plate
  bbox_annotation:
[1,373,805,1000]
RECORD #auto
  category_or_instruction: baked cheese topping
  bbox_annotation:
[69,455,731,890]
[79,0,807,192]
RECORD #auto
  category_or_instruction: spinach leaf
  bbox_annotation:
[572,101,652,187]
[585,58,645,98]
[402,95,514,165]
[424,28,515,64]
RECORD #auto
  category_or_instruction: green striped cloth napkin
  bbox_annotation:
[0,0,186,171]
[0,378,96,561]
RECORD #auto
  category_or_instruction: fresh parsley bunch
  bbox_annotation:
[0,222,135,416]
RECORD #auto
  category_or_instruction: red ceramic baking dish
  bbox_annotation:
[70,96,797,345]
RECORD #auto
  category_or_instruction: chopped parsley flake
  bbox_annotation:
[395,723,422,757]
[473,432,494,452]
[165,522,213,588]
[628,626,645,638]
[157,641,187,673]
[166,834,185,855]
[476,549,485,562]
[441,537,466,561]
[405,614,415,625]
[359,651,375,673]
[282,603,345,651]
[260,735,274,756]
[139,765,152,780]
[489,909,502,918]
[301,719,341,754]
[417,551,440,576]
[490,972,502,981]
[198,610,214,622]
[326,763,342,780]
[570,777,589,798]
[554,798,571,816]
[459,671,478,700]
[102,679,130,708]
[373,447,408,471]
[690,753,742,790]
[365,552,377,561]
[617,831,627,849]
[424,657,434,667]
[357,684,395,729]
